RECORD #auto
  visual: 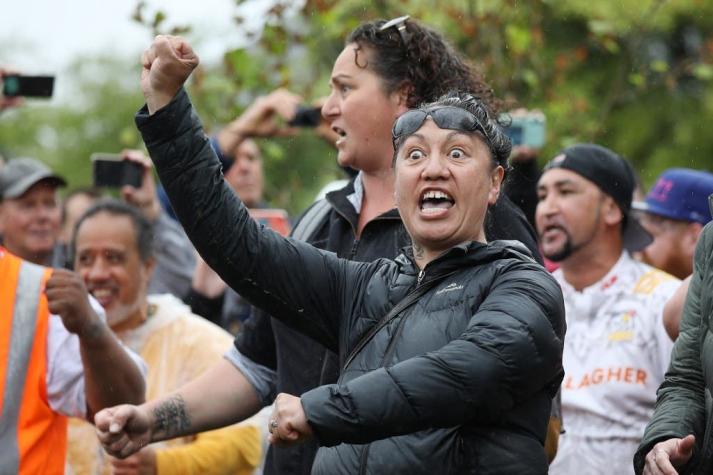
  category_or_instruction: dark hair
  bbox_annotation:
[61,187,104,225]
[393,91,512,170]
[346,18,500,113]
[70,198,155,264]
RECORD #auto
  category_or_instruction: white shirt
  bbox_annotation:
[550,252,679,474]
[46,297,146,418]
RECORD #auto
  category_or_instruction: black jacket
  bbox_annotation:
[136,89,565,474]
[240,178,542,474]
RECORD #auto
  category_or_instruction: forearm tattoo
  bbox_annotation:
[153,395,191,438]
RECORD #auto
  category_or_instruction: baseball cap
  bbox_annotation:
[0,157,66,200]
[633,168,713,225]
[543,143,653,252]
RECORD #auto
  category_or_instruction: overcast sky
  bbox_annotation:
[2,0,284,101]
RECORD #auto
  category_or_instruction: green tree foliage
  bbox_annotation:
[2,0,712,216]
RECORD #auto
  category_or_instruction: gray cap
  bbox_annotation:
[0,157,66,200]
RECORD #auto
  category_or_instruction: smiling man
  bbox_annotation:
[0,157,66,266]
[66,199,261,475]
[537,144,680,475]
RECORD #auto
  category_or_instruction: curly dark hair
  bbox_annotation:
[393,91,512,170]
[346,18,501,113]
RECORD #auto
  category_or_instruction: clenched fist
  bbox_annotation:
[141,35,199,114]
[45,268,102,338]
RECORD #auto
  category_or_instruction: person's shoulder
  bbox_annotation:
[149,294,232,341]
[627,260,680,299]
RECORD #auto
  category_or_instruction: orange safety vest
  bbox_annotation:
[0,247,67,474]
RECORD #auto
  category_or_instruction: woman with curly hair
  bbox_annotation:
[96,17,551,475]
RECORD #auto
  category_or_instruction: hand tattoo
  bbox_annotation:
[153,395,191,438]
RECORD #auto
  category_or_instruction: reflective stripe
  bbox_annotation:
[0,260,44,475]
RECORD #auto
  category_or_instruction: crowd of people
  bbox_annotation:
[2,15,713,475]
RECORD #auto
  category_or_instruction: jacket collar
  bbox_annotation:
[397,239,536,279]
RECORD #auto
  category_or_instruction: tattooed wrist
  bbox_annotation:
[153,395,191,438]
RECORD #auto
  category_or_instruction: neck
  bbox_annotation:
[17,248,53,266]
[560,241,623,291]
[111,300,150,334]
[356,170,396,235]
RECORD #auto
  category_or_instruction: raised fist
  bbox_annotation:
[140,35,199,114]
[45,268,101,337]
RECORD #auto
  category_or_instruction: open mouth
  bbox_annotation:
[420,190,454,214]
[332,126,347,138]
[89,287,116,307]
[541,224,565,240]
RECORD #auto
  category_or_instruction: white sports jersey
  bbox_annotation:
[549,251,679,475]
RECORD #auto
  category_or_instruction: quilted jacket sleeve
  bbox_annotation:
[301,259,565,445]
[634,224,713,474]
[135,89,370,352]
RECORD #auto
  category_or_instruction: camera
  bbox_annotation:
[503,112,546,148]
[91,153,143,188]
[2,75,55,98]
[288,105,322,128]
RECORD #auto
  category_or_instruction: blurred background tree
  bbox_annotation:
[2,0,712,214]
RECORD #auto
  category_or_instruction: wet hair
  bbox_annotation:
[70,198,155,264]
[346,18,500,113]
[393,91,512,170]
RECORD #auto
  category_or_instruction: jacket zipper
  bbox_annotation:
[359,444,371,475]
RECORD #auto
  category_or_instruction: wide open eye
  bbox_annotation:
[407,149,425,161]
[448,148,465,160]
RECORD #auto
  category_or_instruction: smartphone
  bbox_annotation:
[503,113,546,148]
[2,75,55,98]
[91,153,143,188]
[248,208,290,236]
[288,105,321,128]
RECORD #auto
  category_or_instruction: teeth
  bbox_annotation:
[91,289,113,299]
[421,190,452,201]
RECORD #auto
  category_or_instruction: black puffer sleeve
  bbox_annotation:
[135,89,369,351]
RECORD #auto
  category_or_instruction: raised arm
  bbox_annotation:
[136,35,369,350]
[45,269,145,419]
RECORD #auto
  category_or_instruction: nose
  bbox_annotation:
[421,154,451,180]
[85,258,110,283]
[321,91,339,120]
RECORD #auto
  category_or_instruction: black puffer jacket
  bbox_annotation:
[136,89,566,474]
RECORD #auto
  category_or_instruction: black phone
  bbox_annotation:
[288,105,322,127]
[91,154,143,188]
[2,75,55,98]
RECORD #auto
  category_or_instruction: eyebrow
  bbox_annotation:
[538,178,579,190]
[329,74,353,84]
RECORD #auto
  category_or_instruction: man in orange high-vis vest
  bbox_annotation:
[0,245,146,475]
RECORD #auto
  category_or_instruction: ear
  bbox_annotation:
[601,195,624,226]
[393,81,413,110]
[488,165,505,205]
[683,222,703,254]
[143,256,157,281]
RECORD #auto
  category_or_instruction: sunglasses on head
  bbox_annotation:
[379,15,411,46]
[392,106,488,149]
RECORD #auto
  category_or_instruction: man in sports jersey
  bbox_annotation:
[536,144,680,474]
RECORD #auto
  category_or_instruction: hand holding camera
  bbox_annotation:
[1,67,54,111]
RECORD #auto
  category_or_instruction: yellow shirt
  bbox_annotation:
[66,294,262,475]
